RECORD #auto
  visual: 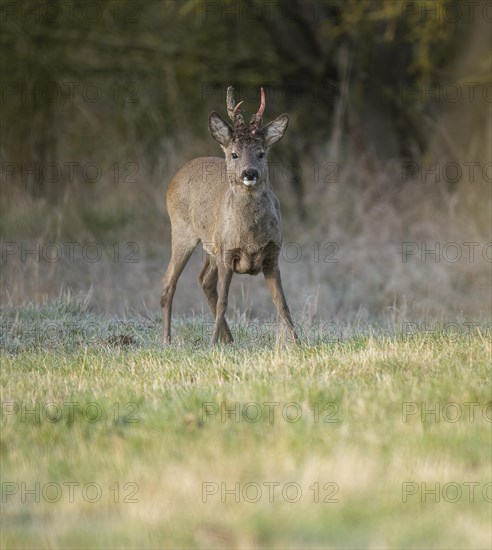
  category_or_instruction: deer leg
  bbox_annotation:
[212,264,233,344]
[263,265,299,344]
[199,258,234,343]
[161,234,198,344]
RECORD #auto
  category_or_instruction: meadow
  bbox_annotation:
[1,2,491,547]
[1,297,491,548]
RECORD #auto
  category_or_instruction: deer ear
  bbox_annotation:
[263,114,289,148]
[209,112,233,147]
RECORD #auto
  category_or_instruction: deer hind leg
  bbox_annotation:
[198,257,234,343]
[161,228,198,344]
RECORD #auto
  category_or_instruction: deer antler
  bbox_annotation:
[250,87,265,134]
[226,86,245,128]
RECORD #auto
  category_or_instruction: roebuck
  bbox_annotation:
[161,86,298,344]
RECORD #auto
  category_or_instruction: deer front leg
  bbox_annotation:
[199,259,234,343]
[212,264,233,344]
[263,265,299,344]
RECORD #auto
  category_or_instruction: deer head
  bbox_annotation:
[208,86,289,189]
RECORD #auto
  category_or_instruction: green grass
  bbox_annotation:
[1,298,491,549]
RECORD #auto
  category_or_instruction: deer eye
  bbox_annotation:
[231,152,239,159]
[258,152,265,159]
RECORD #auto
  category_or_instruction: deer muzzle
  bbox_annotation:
[241,169,259,187]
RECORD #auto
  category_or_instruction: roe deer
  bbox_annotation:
[161,86,299,344]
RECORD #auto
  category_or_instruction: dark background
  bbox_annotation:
[1,0,491,324]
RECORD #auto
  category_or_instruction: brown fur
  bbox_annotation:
[161,89,298,344]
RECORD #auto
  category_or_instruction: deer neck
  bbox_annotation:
[227,179,270,206]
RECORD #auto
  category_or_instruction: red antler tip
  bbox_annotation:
[258,87,265,117]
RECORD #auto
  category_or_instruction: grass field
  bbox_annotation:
[1,297,491,549]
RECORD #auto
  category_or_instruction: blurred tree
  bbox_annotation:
[0,0,474,207]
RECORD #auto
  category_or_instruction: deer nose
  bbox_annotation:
[241,169,258,181]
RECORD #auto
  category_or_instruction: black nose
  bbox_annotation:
[242,169,258,181]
